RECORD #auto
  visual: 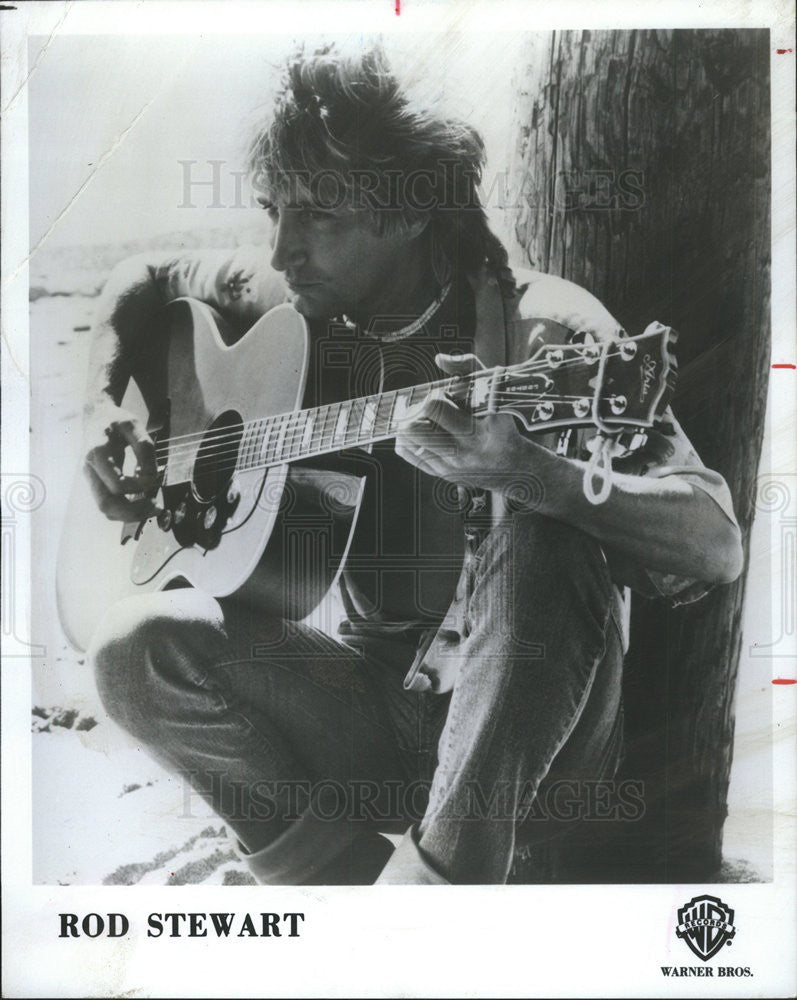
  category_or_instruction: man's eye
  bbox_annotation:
[259,202,279,221]
[299,208,331,223]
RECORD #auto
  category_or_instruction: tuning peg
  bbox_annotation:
[609,395,628,415]
[546,348,564,368]
[572,398,590,418]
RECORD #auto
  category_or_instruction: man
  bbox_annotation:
[83,43,742,884]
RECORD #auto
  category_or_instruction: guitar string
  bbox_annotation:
[155,367,618,455]
[144,342,669,482]
[154,381,651,475]
[157,396,648,485]
[151,348,660,460]
[160,418,646,485]
[156,391,633,470]
[145,342,647,453]
[154,361,659,474]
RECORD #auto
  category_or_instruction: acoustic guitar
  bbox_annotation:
[56,298,677,651]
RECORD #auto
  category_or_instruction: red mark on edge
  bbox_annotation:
[776,48,793,54]
[772,678,797,685]
[772,363,796,369]
[395,0,400,13]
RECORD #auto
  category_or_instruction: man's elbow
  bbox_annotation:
[705,520,744,585]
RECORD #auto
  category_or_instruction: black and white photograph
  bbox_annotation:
[1,1,794,996]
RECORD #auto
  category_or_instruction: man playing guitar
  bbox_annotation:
[79,43,742,884]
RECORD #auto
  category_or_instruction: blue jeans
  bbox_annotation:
[90,511,625,884]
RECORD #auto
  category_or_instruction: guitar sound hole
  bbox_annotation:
[192,410,243,503]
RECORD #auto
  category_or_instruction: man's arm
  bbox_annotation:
[83,254,180,521]
[82,248,286,521]
[396,268,743,590]
[395,372,743,588]
[503,428,743,585]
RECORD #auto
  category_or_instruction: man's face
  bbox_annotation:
[263,193,416,320]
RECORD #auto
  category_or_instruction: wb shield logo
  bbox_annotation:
[676,894,737,961]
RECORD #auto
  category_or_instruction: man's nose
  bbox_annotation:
[269,213,307,273]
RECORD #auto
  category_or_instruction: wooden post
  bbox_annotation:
[508,29,770,880]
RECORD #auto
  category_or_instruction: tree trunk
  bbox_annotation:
[508,29,770,880]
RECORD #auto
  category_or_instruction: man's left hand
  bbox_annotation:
[394,353,528,490]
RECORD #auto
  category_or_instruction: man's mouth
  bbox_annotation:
[286,278,321,291]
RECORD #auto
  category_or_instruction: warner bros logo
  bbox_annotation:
[675,894,737,961]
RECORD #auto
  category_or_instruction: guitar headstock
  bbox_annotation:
[474,322,678,433]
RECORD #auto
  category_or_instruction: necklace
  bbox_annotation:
[341,280,452,342]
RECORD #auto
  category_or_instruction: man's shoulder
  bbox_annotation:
[507,265,621,337]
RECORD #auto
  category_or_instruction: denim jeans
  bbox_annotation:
[90,511,625,885]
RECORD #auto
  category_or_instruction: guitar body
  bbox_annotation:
[56,299,364,652]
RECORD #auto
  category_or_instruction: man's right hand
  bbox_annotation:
[83,404,160,521]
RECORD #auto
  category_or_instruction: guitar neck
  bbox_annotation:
[158,323,677,483]
[236,379,450,473]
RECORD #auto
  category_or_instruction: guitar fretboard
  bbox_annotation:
[163,376,470,484]
[237,380,448,470]
[158,323,676,485]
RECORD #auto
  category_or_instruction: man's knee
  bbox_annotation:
[472,513,613,653]
[88,589,225,732]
